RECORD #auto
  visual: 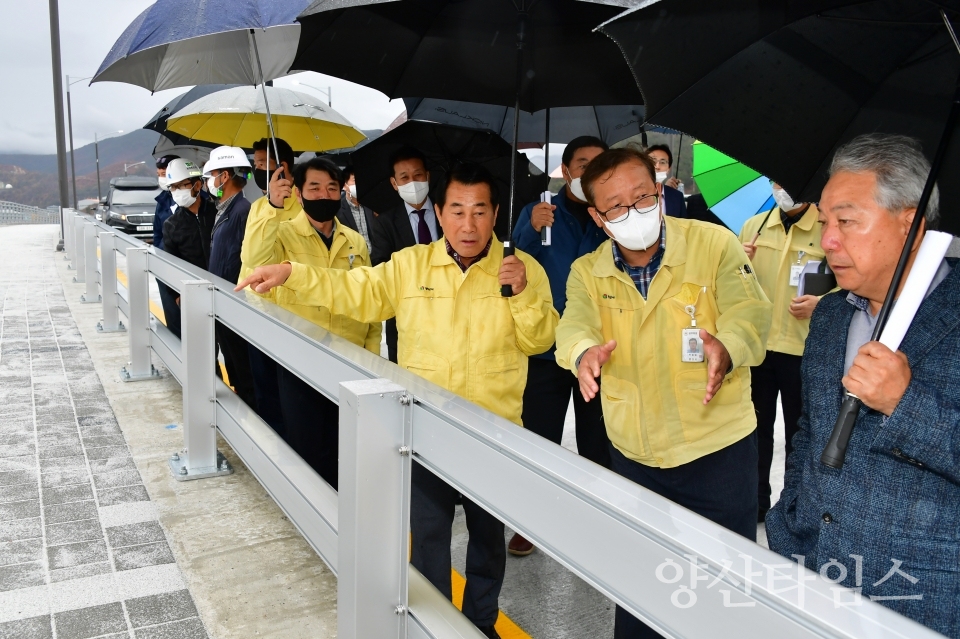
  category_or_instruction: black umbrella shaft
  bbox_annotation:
[503,12,528,298]
[821,80,960,469]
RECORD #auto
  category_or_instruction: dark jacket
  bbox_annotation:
[336,193,377,251]
[162,199,216,271]
[766,261,960,638]
[513,187,606,360]
[370,202,443,266]
[662,184,687,219]
[208,193,251,284]
[153,190,176,248]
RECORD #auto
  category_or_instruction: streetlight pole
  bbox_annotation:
[66,75,92,209]
[124,161,145,176]
[48,0,70,250]
[293,80,332,107]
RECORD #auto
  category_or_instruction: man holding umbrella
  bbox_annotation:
[766,134,960,638]
[556,147,770,638]
[509,135,609,557]
[237,163,557,638]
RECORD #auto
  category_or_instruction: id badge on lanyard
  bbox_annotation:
[681,286,707,363]
[789,251,806,287]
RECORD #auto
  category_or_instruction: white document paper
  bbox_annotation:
[879,230,953,351]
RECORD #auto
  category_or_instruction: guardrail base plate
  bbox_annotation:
[119,364,161,382]
[168,450,234,481]
[96,320,126,334]
[80,294,101,304]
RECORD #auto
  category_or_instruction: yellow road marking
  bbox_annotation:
[451,569,530,639]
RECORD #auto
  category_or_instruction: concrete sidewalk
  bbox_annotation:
[0,225,337,639]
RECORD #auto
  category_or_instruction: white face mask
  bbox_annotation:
[655,171,669,184]
[158,175,170,191]
[206,176,220,198]
[171,186,197,208]
[397,180,429,206]
[568,177,587,202]
[346,184,357,199]
[772,187,797,211]
[603,198,662,251]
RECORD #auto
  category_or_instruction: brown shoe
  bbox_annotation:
[508,533,534,556]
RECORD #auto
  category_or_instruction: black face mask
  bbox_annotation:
[253,168,269,192]
[302,197,341,223]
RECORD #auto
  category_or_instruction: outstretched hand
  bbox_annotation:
[577,340,617,401]
[235,263,293,294]
[700,329,731,404]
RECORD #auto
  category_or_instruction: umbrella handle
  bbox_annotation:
[501,242,515,297]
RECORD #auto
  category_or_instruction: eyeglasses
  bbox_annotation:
[595,195,659,223]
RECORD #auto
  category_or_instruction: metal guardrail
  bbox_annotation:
[60,208,945,639]
[0,200,60,225]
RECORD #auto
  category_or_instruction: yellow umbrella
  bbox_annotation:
[165,85,365,152]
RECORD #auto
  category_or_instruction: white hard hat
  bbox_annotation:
[202,146,252,176]
[165,158,202,184]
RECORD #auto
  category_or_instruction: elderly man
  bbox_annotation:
[766,134,960,638]
[555,147,771,639]
[237,163,557,639]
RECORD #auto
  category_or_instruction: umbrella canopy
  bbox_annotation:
[692,141,774,233]
[294,0,642,112]
[349,120,549,239]
[599,0,960,234]
[403,98,646,147]
[93,0,311,91]
[165,86,366,152]
[143,84,240,147]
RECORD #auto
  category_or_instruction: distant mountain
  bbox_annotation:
[0,129,161,176]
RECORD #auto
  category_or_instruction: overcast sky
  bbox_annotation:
[0,0,406,155]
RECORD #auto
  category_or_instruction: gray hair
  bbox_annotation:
[828,133,939,225]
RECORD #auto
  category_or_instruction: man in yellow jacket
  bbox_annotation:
[237,164,557,639]
[240,137,302,438]
[555,148,771,639]
[254,157,380,489]
[739,183,822,522]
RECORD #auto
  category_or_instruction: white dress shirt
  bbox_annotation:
[405,198,439,243]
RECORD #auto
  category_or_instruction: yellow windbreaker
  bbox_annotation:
[238,194,303,283]
[556,217,771,468]
[274,239,558,425]
[256,213,380,353]
[738,205,823,356]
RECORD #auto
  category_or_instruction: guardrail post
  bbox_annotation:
[169,279,232,480]
[96,232,125,333]
[338,379,411,639]
[119,247,160,382]
[63,209,74,265]
[71,215,85,280]
[80,222,100,303]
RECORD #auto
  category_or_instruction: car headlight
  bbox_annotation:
[108,210,121,219]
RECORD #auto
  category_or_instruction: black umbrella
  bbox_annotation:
[601,1,960,467]
[349,120,549,241]
[295,0,641,295]
[142,84,241,147]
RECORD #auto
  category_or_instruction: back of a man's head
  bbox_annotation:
[435,163,499,210]
[562,136,609,167]
[253,137,295,172]
[829,133,939,225]
[580,147,657,206]
[294,157,343,191]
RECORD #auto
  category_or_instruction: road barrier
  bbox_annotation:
[61,208,944,639]
[0,200,60,225]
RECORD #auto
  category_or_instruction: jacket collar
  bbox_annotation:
[766,203,819,233]
[428,236,503,276]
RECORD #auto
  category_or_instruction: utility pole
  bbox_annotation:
[48,0,70,250]
[66,75,77,209]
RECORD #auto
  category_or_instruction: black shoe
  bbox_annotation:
[476,626,500,639]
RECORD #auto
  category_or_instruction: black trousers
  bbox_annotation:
[411,463,505,629]
[215,322,258,412]
[609,433,758,639]
[521,357,610,468]
[156,280,181,339]
[751,351,802,513]
[276,366,339,489]
[248,346,286,440]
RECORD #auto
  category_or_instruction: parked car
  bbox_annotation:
[102,176,162,242]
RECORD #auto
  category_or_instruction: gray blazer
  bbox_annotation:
[766,259,960,637]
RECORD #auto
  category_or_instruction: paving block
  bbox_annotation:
[125,589,198,629]
[112,541,175,571]
[96,485,150,507]
[53,602,128,639]
[0,561,45,592]
[43,500,98,525]
[0,615,53,639]
[106,522,165,549]
[0,482,38,504]
[45,518,104,547]
[0,517,41,543]
[0,538,43,566]
[42,484,94,506]
[134,617,206,639]
[47,539,108,570]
